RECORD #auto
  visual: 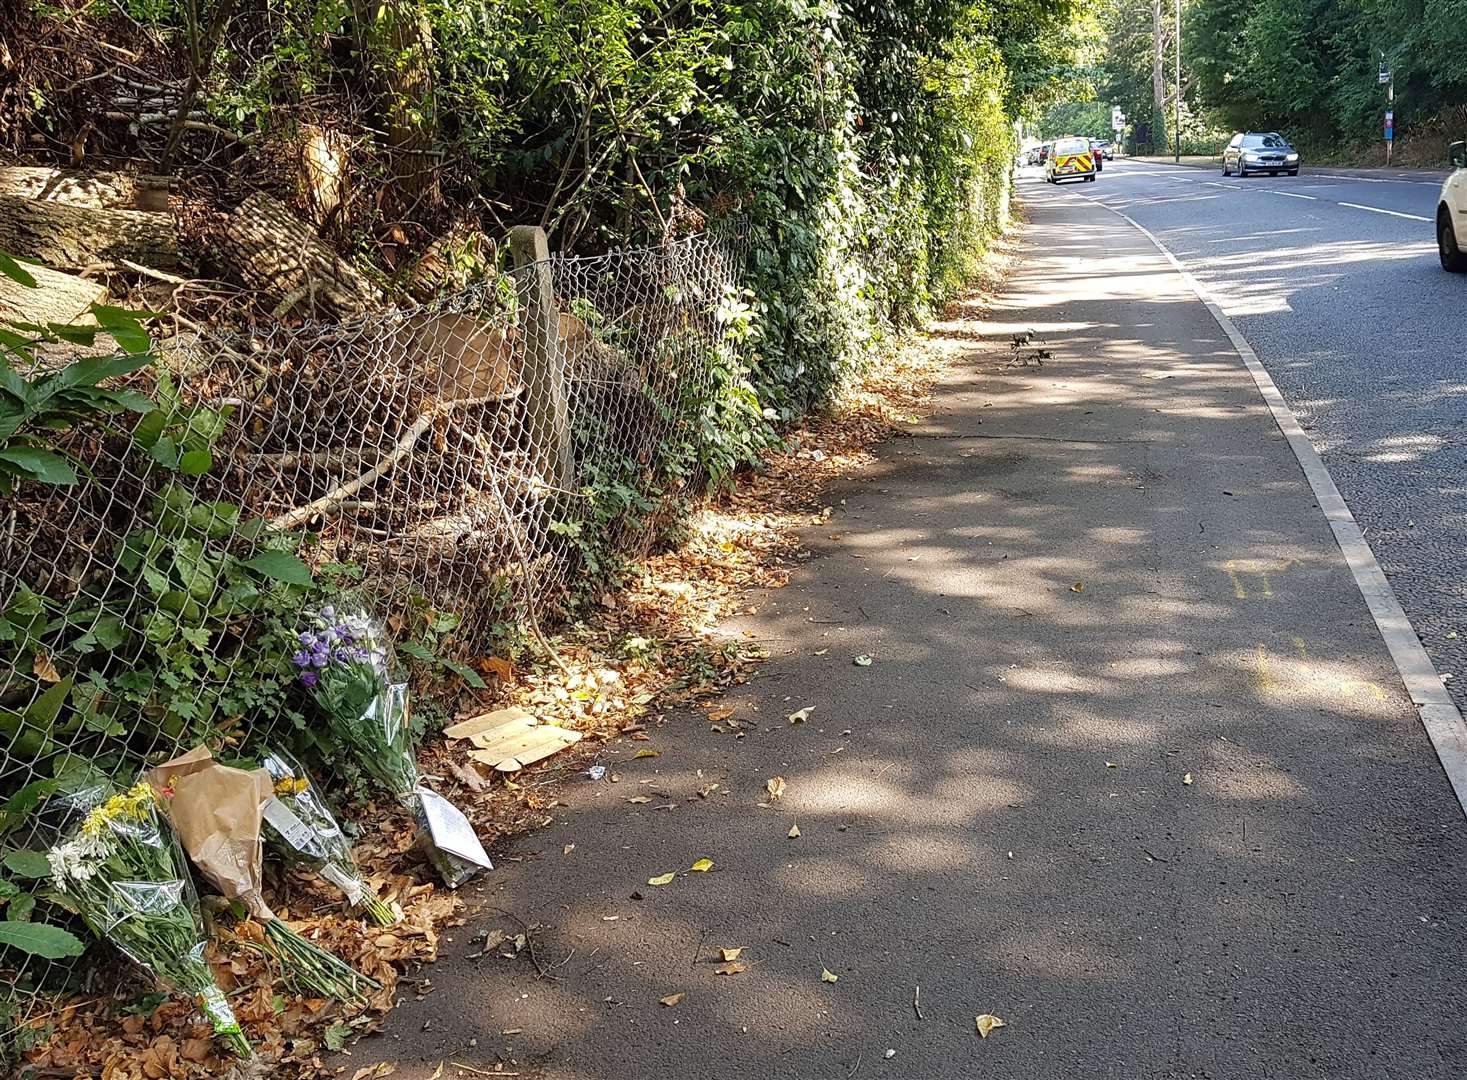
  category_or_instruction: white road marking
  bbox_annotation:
[1339,201,1431,222]
[1267,190,1317,200]
[1311,172,1443,187]
[1203,181,1232,188]
[1072,188,1467,822]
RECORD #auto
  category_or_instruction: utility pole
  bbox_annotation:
[1174,0,1181,162]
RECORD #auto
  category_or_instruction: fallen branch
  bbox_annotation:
[267,394,504,531]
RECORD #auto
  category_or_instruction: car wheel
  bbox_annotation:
[1222,161,1230,175]
[1237,163,1248,178]
[1087,174,1096,182]
[1439,208,1467,272]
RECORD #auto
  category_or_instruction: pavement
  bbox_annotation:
[1070,160,1467,716]
[353,188,1467,1079]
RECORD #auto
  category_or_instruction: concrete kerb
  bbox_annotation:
[1071,189,1467,820]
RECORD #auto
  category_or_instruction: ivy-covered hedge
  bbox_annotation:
[10,0,1085,483]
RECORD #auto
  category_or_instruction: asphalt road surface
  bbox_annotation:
[353,189,1467,1080]
[1029,159,1467,707]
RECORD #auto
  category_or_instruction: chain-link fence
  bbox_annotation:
[0,227,747,1051]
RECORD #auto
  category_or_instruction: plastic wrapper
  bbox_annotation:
[147,746,378,1004]
[260,748,398,925]
[46,782,250,1057]
[296,604,491,887]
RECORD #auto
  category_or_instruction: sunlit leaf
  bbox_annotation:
[690,857,713,872]
[660,993,683,1007]
[976,1013,1006,1039]
[647,872,677,886]
[821,968,838,983]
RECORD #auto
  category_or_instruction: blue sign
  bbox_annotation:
[1386,109,1394,140]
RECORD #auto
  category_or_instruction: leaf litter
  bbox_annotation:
[20,240,1017,1080]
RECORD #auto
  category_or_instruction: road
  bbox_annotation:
[1027,159,1467,705]
[351,184,1467,1080]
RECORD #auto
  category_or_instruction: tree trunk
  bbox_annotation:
[0,261,106,327]
[355,0,440,206]
[0,167,169,211]
[219,192,383,318]
[0,195,177,270]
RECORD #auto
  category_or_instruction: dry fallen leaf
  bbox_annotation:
[767,776,787,800]
[788,706,814,724]
[628,795,652,804]
[718,962,748,975]
[648,872,677,886]
[563,844,576,856]
[821,968,839,983]
[635,749,661,759]
[707,708,735,723]
[1105,761,1117,769]
[1070,582,1084,593]
[1183,773,1194,785]
[719,947,743,962]
[976,1014,1006,1039]
[32,651,60,683]
[660,993,684,1007]
[853,655,873,667]
[690,857,714,872]
[788,823,801,839]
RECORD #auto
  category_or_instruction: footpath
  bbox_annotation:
[353,192,1467,1079]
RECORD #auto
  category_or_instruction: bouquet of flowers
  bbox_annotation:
[295,605,491,888]
[260,747,398,926]
[47,782,251,1057]
[148,746,379,1006]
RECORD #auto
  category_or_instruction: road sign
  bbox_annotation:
[1379,68,1391,84]
[1385,109,1394,140]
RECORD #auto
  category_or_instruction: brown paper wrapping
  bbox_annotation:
[147,745,276,921]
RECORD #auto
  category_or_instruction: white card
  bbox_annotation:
[262,796,316,852]
[416,789,493,870]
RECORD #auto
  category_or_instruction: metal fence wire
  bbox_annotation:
[0,227,748,1046]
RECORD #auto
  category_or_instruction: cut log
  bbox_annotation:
[0,261,106,327]
[0,195,177,270]
[0,166,169,211]
[219,192,383,319]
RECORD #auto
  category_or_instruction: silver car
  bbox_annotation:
[1222,132,1300,177]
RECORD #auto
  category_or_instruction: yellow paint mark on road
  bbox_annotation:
[1292,636,1309,661]
[1339,679,1388,703]
[1255,644,1274,694]
[1226,561,1247,599]
[1259,570,1273,597]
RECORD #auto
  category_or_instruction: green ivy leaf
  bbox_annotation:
[241,550,313,586]
[323,1023,352,1051]
[0,446,77,485]
[0,920,86,959]
[3,850,51,880]
[0,251,37,288]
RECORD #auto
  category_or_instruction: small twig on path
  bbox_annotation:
[1141,848,1168,864]
[846,1050,863,1078]
[453,1065,519,1077]
[691,928,709,969]
[488,905,554,979]
[913,985,924,1021]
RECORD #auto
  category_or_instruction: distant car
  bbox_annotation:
[1037,142,1053,165]
[1025,145,1043,166]
[1089,140,1105,171]
[1093,140,1114,161]
[1046,137,1097,184]
[1438,140,1467,272]
[1222,131,1300,177]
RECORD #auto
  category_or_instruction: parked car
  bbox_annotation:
[1438,140,1467,272]
[1089,139,1105,171]
[1046,137,1097,184]
[1093,140,1114,161]
[1222,132,1300,177]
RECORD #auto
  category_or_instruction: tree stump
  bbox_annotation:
[219,192,384,319]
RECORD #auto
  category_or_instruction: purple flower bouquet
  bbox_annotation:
[294,605,487,888]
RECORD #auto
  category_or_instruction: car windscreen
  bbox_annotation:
[1242,134,1288,148]
[1054,138,1089,155]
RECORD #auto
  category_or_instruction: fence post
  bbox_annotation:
[509,225,573,493]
